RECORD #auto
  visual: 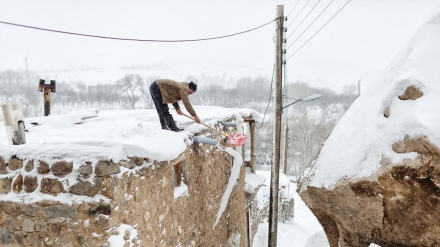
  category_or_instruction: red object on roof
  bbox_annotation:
[227,133,248,147]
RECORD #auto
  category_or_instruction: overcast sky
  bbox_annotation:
[0,0,438,92]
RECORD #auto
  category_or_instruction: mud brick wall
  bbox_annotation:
[0,140,247,246]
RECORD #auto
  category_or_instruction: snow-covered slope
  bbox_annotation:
[301,6,440,190]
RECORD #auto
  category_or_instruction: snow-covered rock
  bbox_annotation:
[299,6,440,247]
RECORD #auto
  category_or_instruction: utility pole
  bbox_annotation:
[268,5,284,247]
[25,58,30,84]
[283,124,289,175]
[250,120,257,172]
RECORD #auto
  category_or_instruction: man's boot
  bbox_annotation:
[160,117,169,130]
[164,115,182,132]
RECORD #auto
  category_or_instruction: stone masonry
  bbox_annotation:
[0,132,248,246]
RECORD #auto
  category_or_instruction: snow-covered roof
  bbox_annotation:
[0,106,262,164]
[244,167,266,194]
[301,7,440,190]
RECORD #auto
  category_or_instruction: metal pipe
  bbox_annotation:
[192,136,218,146]
[1,103,26,145]
[1,104,14,126]
[221,122,237,127]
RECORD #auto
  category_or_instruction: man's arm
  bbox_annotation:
[193,115,201,123]
[172,102,180,111]
[180,91,197,116]
[179,90,200,123]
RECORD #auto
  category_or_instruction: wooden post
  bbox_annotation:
[250,120,256,172]
[38,79,56,116]
[174,163,181,187]
[269,5,284,247]
[43,86,51,116]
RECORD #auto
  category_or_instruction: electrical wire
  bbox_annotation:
[0,19,275,42]
[257,61,276,129]
[286,0,352,61]
[286,0,322,41]
[286,0,313,30]
[286,0,302,19]
[286,0,335,51]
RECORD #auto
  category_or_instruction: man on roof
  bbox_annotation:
[149,79,200,132]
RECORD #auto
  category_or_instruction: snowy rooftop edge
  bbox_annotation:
[0,106,262,164]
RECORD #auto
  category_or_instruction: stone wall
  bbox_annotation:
[245,192,264,247]
[0,136,247,246]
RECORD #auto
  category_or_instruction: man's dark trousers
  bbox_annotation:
[149,81,170,118]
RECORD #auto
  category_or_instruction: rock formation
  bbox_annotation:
[299,7,440,247]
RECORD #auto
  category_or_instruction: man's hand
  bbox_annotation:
[194,115,201,123]
[176,109,183,115]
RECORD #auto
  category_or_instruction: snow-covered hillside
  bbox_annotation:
[301,6,440,190]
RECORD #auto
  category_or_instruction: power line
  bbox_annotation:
[286,0,322,41]
[286,0,313,30]
[286,0,335,51]
[286,0,302,19]
[0,19,275,42]
[286,0,352,61]
[257,61,276,129]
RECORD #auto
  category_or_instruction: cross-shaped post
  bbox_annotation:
[38,79,56,116]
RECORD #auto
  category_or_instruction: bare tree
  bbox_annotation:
[0,70,23,85]
[116,74,142,109]
[138,77,154,109]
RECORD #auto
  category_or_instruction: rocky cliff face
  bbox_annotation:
[300,136,439,247]
[298,7,440,247]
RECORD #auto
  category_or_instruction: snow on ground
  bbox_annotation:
[301,5,440,190]
[244,168,266,194]
[252,178,329,247]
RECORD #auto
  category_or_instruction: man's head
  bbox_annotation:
[189,81,197,94]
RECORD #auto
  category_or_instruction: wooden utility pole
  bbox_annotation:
[250,120,257,172]
[283,124,289,175]
[268,5,284,247]
[25,58,30,84]
[38,79,56,116]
